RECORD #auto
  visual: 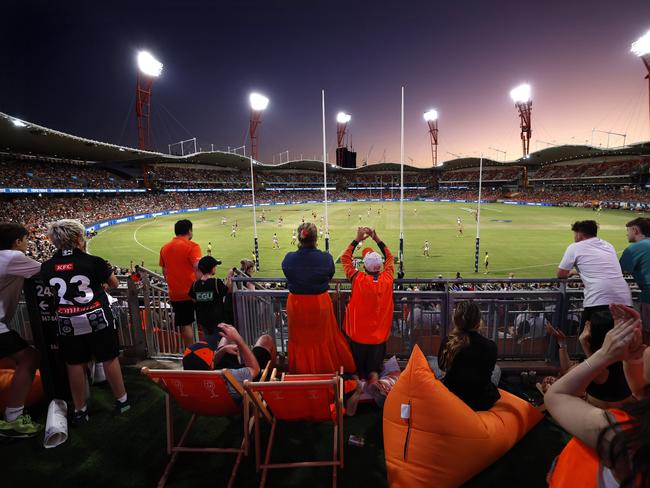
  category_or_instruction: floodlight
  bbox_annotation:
[423,109,438,122]
[510,83,532,103]
[11,118,27,128]
[137,51,163,77]
[249,93,269,111]
[336,112,351,124]
[631,30,650,57]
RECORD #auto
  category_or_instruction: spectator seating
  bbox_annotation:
[245,371,344,488]
[383,345,543,487]
[141,367,257,488]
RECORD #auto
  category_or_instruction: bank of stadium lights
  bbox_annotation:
[11,118,27,128]
[336,112,351,150]
[248,93,269,161]
[336,112,351,124]
[135,50,163,152]
[137,51,163,77]
[510,83,533,158]
[423,109,439,167]
[631,30,650,137]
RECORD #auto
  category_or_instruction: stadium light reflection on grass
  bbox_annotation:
[510,83,531,103]
[136,51,163,77]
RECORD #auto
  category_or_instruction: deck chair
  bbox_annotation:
[142,363,269,488]
[244,371,344,488]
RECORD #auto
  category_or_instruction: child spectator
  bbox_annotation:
[188,256,233,347]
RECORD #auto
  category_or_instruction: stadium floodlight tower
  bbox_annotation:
[423,109,439,166]
[249,93,269,161]
[631,30,650,136]
[336,112,351,148]
[135,51,163,151]
[510,83,532,157]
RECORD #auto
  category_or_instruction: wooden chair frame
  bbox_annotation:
[244,372,345,488]
[142,362,270,488]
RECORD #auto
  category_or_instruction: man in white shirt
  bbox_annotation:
[0,223,42,438]
[557,220,632,324]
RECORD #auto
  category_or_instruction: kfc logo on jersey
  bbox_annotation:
[55,263,74,272]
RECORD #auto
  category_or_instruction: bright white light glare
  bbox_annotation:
[510,83,532,103]
[423,109,438,122]
[631,30,650,57]
[137,51,163,77]
[249,93,270,111]
[336,112,351,124]
[11,118,27,127]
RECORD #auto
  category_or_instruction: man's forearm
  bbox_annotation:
[237,339,260,376]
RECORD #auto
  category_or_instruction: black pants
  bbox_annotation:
[348,340,386,379]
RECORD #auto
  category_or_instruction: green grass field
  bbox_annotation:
[87,201,634,278]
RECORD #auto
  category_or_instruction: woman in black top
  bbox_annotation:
[438,301,501,411]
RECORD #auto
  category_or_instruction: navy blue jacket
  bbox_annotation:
[282,247,335,294]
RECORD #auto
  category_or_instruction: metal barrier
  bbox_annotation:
[232,277,641,361]
[8,271,639,363]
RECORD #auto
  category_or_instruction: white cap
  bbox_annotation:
[363,252,383,273]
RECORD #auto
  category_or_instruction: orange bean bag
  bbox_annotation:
[383,345,543,487]
[0,368,45,411]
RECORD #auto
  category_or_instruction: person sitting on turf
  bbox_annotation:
[341,226,394,380]
[545,304,649,487]
[182,323,275,402]
[188,255,233,347]
[0,223,43,438]
[437,301,501,411]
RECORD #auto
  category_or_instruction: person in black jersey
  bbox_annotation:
[188,256,233,348]
[438,301,501,411]
[41,220,129,424]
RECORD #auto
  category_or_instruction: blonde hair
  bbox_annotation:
[47,219,85,251]
[440,301,482,371]
[240,259,255,274]
[297,222,318,248]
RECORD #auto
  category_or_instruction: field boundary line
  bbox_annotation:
[133,222,158,255]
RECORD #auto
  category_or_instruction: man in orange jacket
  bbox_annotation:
[341,227,394,379]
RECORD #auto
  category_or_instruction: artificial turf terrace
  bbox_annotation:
[88,201,635,279]
[2,366,571,488]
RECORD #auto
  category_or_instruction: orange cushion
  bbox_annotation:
[383,345,543,488]
[0,369,45,411]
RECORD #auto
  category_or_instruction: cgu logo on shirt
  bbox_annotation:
[54,263,74,272]
[195,291,214,301]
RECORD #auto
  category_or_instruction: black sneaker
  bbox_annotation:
[113,399,131,415]
[71,410,89,426]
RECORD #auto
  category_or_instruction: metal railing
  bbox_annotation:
[8,272,640,363]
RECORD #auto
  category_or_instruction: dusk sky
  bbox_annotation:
[2,1,650,167]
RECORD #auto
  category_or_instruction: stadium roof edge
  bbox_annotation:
[2,112,649,172]
[440,143,650,170]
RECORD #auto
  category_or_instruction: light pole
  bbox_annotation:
[135,51,163,151]
[248,93,268,271]
[631,30,650,137]
[423,109,439,167]
[510,83,532,157]
[249,93,269,161]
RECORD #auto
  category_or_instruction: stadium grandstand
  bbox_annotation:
[3,107,650,488]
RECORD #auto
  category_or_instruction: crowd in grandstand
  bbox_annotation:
[531,159,642,180]
[0,160,136,189]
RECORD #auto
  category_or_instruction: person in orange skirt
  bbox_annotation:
[281,223,356,374]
